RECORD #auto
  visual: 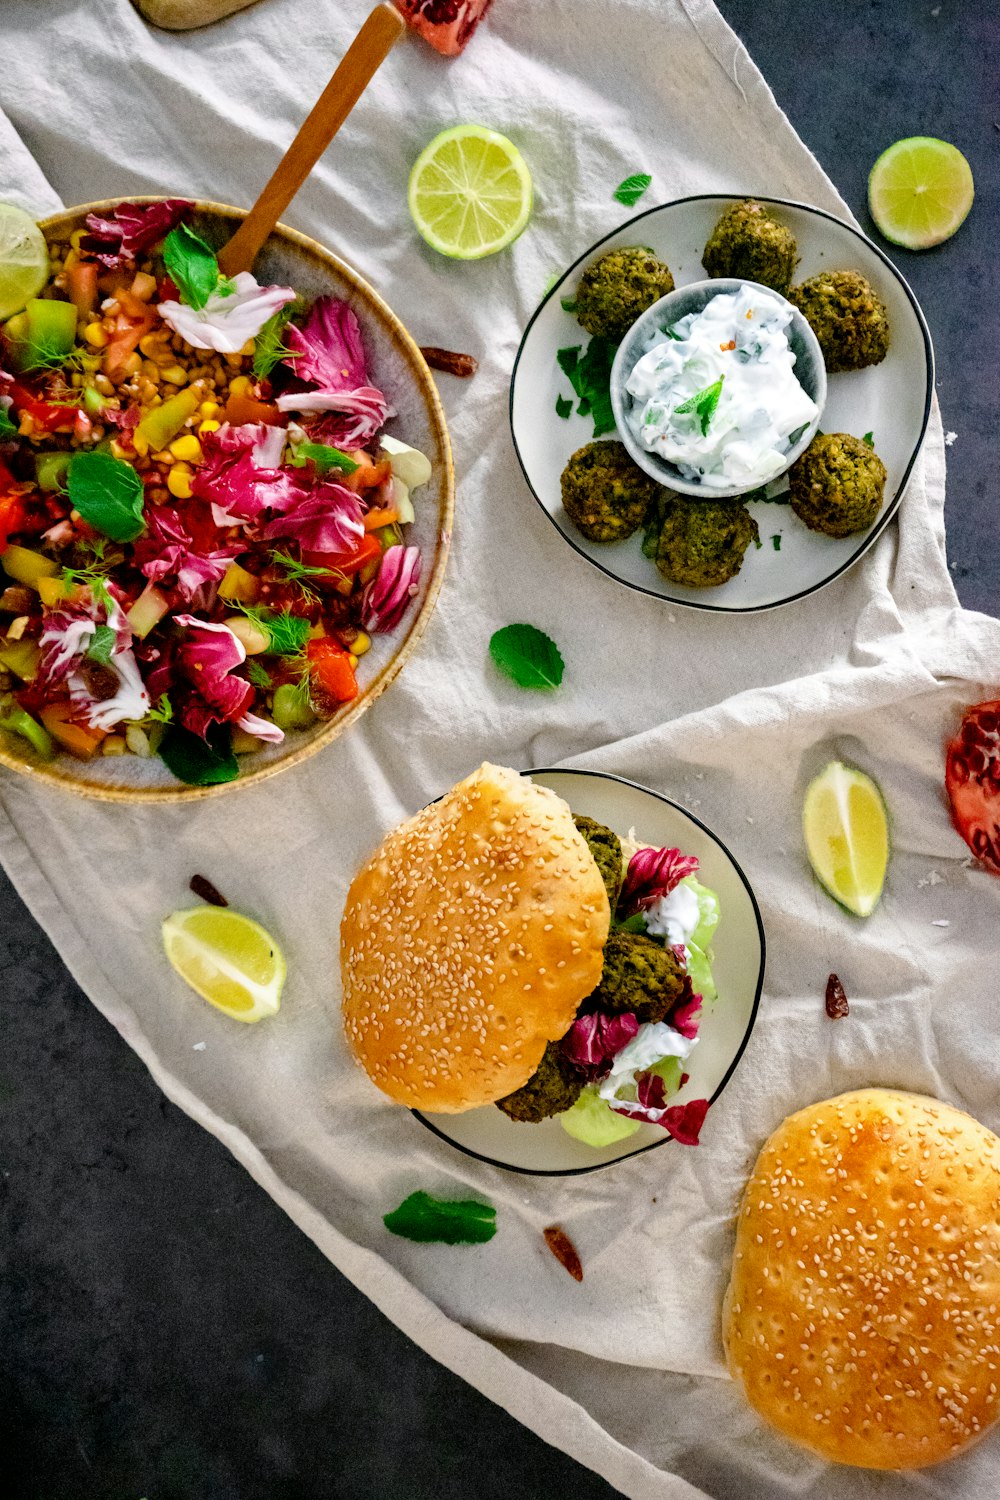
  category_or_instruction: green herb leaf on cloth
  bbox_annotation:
[613,173,652,208]
[489,623,565,690]
[384,1191,497,1245]
[159,722,239,786]
[67,450,145,543]
[772,534,782,551]
[163,223,222,311]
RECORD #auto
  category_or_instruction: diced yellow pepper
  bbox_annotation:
[37,575,74,607]
[167,464,193,500]
[134,387,199,452]
[0,638,41,680]
[169,433,202,463]
[2,545,59,590]
[218,562,261,605]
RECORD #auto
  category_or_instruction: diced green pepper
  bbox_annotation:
[0,706,54,760]
[35,451,72,493]
[375,522,404,552]
[82,384,109,417]
[5,298,78,372]
[134,388,200,452]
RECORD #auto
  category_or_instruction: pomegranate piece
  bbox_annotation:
[398,0,495,56]
[945,699,1000,874]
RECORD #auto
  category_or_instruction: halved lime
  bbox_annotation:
[162,906,286,1023]
[408,125,532,260]
[868,137,974,249]
[0,203,49,321]
[803,761,889,918]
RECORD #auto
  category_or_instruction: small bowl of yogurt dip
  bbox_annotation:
[610,278,827,498]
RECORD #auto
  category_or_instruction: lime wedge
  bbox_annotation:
[162,906,286,1022]
[0,203,50,321]
[803,761,889,917]
[408,124,532,260]
[868,137,974,249]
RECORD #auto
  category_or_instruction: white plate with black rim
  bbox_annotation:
[413,768,766,1176]
[509,195,934,613]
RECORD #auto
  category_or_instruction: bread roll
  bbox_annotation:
[340,763,610,1111]
[724,1089,1000,1469]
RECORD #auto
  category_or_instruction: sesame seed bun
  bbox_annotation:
[340,763,611,1112]
[723,1089,1000,1469]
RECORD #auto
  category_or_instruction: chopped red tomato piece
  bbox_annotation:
[301,534,382,583]
[307,638,359,706]
[7,381,77,434]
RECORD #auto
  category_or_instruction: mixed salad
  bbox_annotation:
[0,200,430,785]
[560,838,719,1148]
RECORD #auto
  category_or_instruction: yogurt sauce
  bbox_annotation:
[625,283,818,489]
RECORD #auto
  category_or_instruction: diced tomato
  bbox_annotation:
[0,490,29,549]
[342,455,392,494]
[39,702,106,760]
[66,261,99,318]
[307,638,358,706]
[7,380,77,434]
[222,391,281,427]
[104,290,158,380]
[301,534,382,584]
[158,275,181,302]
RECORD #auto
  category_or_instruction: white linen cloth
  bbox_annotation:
[3,2,1000,1495]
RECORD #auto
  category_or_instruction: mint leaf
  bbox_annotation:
[0,407,17,440]
[159,723,239,786]
[674,375,724,436]
[383,1191,496,1245]
[557,346,584,397]
[613,172,652,208]
[862,430,875,448]
[560,296,578,313]
[578,336,616,436]
[291,441,359,476]
[67,451,145,542]
[555,393,573,419]
[771,534,782,551]
[489,623,564,690]
[86,624,117,666]
[163,223,220,311]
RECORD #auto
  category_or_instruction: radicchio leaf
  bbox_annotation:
[275,296,392,445]
[261,478,365,553]
[561,1010,639,1080]
[668,979,703,1041]
[133,507,240,604]
[611,1085,710,1145]
[191,422,291,524]
[82,199,193,269]
[360,545,422,633]
[173,616,252,738]
[618,845,700,917]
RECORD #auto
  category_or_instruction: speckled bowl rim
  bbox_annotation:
[609,276,827,498]
[0,198,454,804]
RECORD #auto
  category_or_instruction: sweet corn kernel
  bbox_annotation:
[138,332,166,358]
[348,654,358,669]
[161,365,188,386]
[197,419,221,436]
[83,322,108,348]
[351,629,372,657]
[131,432,150,457]
[152,451,174,465]
[198,400,221,419]
[109,439,129,461]
[169,434,202,463]
[228,375,252,398]
[70,229,87,251]
[167,464,193,500]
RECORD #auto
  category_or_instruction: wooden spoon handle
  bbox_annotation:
[217,2,406,278]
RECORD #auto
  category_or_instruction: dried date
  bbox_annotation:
[189,874,228,908]
[419,346,479,378]
[825,973,849,1019]
[543,1224,583,1282]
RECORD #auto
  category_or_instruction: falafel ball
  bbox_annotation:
[788,432,887,538]
[561,440,660,543]
[573,814,624,908]
[586,930,687,1024]
[655,496,759,588]
[789,270,890,373]
[575,247,675,343]
[702,200,798,294]
[495,1040,584,1123]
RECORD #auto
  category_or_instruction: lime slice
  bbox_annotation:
[803,761,889,918]
[408,125,532,260]
[162,906,286,1022]
[0,203,50,321]
[868,137,974,249]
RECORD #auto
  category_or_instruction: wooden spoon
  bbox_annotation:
[217,2,406,278]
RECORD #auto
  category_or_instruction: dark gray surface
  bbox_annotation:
[2,3,996,1498]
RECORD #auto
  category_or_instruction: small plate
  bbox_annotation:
[414,768,766,1176]
[509,195,933,613]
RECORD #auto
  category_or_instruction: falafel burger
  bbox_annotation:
[340,764,716,1148]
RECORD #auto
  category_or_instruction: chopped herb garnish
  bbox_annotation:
[246,659,273,690]
[0,408,19,440]
[67,450,145,543]
[557,346,583,389]
[613,911,649,934]
[252,302,298,380]
[663,327,681,341]
[163,223,221,311]
[641,511,662,559]
[489,623,565,690]
[674,375,724,436]
[772,534,782,551]
[555,393,573,420]
[862,430,875,448]
[234,603,310,656]
[613,172,652,208]
[753,534,763,549]
[788,421,809,446]
[146,694,174,725]
[560,296,578,313]
[383,1191,497,1245]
